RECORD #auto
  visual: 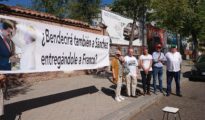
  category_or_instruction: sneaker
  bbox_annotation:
[119,96,125,100]
[166,94,170,97]
[160,90,166,96]
[154,92,157,95]
[115,97,121,102]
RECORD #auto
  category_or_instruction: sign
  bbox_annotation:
[0,15,110,73]
[101,10,142,46]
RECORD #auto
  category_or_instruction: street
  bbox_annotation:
[130,80,205,120]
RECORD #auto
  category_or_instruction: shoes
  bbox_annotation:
[166,94,170,97]
[115,96,121,102]
[153,91,157,95]
[146,92,151,95]
[177,94,183,97]
[131,95,138,98]
[138,91,143,96]
[119,95,125,100]
[160,90,166,96]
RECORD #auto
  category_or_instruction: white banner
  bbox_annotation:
[101,10,142,46]
[0,15,109,73]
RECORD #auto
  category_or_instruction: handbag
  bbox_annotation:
[123,64,130,75]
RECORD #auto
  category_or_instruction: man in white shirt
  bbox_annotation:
[165,45,182,97]
[124,48,141,97]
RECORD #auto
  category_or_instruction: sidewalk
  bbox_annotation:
[4,61,191,120]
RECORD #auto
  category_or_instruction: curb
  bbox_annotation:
[100,94,163,120]
[100,73,188,120]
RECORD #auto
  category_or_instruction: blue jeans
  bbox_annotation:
[153,67,163,92]
[166,71,181,95]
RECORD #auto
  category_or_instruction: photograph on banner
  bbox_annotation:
[101,10,141,46]
[0,15,110,73]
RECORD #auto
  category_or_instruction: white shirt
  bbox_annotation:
[124,55,138,76]
[139,54,153,71]
[165,52,182,72]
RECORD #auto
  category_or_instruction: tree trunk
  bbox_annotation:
[129,17,136,48]
[191,31,198,59]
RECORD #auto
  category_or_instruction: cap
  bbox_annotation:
[171,44,177,48]
[156,44,162,48]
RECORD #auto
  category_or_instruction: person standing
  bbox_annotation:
[124,48,141,97]
[139,47,153,95]
[165,45,182,97]
[0,74,5,119]
[152,44,166,94]
[111,50,125,102]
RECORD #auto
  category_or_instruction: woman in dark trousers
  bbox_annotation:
[139,47,153,95]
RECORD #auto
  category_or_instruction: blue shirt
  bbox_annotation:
[152,51,166,68]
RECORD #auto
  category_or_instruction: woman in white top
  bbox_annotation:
[139,46,153,95]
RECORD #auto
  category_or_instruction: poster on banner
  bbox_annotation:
[0,15,110,73]
[101,10,142,46]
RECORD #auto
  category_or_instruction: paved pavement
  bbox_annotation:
[130,77,205,120]
[4,60,192,120]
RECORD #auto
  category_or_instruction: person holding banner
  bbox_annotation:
[111,50,125,102]
[0,74,5,119]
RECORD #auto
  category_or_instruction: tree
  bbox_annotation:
[68,0,101,24]
[151,0,205,57]
[111,0,151,47]
[31,0,69,18]
[31,0,101,24]
[198,0,205,42]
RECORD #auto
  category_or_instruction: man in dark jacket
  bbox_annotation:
[0,21,15,70]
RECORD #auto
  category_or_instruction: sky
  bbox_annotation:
[0,0,113,7]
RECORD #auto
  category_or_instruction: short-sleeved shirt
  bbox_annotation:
[139,54,153,71]
[165,52,182,72]
[124,56,138,76]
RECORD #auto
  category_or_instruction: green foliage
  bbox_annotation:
[151,0,205,54]
[31,0,69,18]
[198,0,205,42]
[111,0,150,20]
[31,0,101,24]
[68,0,101,24]
[150,0,188,33]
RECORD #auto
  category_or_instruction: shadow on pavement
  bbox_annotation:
[4,86,99,120]
[101,87,115,99]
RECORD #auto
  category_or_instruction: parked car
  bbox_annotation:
[123,23,139,40]
[190,54,205,80]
